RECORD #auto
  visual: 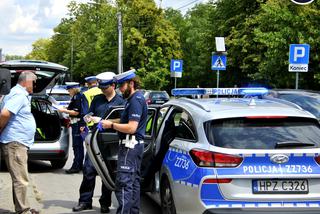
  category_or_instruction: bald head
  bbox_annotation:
[18,71,37,83]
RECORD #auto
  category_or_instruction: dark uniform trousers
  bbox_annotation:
[79,154,112,206]
[115,143,144,214]
[71,123,84,170]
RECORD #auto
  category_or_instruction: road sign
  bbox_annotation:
[211,55,227,70]
[289,44,310,72]
[215,37,226,52]
[171,59,183,78]
[291,0,314,5]
[170,59,183,72]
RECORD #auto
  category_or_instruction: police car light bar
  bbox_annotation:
[171,87,268,96]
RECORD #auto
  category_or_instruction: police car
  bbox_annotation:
[87,88,320,214]
[46,85,71,108]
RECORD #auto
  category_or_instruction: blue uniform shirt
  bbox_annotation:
[119,91,148,141]
[89,93,125,118]
[68,92,83,118]
[0,84,36,148]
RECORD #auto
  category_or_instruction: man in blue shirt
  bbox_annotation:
[73,72,125,213]
[101,70,147,214]
[0,71,39,214]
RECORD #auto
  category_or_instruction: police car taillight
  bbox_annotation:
[190,149,243,168]
[203,178,232,184]
[314,155,320,165]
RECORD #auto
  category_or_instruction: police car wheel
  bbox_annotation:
[50,159,67,169]
[160,177,176,214]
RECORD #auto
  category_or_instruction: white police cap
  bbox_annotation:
[84,76,97,82]
[96,72,116,86]
[65,82,80,90]
[114,69,136,84]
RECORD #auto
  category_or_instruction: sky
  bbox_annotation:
[0,0,205,56]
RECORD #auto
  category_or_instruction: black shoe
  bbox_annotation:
[100,205,110,213]
[72,203,92,212]
[66,168,81,174]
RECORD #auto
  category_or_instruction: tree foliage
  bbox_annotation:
[25,0,320,90]
[25,38,51,61]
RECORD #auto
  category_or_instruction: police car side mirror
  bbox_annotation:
[0,68,11,95]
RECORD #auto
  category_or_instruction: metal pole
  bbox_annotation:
[70,38,74,81]
[295,72,299,89]
[117,12,123,74]
[216,70,220,98]
[174,77,177,89]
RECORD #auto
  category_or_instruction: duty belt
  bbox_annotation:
[70,118,80,124]
[119,139,144,145]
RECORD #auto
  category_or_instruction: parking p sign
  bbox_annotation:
[171,59,183,78]
[289,44,310,72]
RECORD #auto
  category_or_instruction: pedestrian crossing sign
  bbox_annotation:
[211,55,227,70]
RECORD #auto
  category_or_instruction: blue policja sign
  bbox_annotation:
[289,44,310,72]
[291,0,314,5]
[171,59,183,78]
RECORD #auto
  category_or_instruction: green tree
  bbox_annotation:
[252,0,320,89]
[25,38,52,61]
[4,55,24,60]
[119,0,182,90]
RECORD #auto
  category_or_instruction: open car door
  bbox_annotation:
[86,105,159,190]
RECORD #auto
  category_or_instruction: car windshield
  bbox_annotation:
[204,117,320,149]
[278,94,320,118]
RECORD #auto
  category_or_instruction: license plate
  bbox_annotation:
[155,100,165,104]
[253,179,308,194]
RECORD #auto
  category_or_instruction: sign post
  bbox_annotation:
[289,44,310,89]
[211,37,227,96]
[170,59,183,89]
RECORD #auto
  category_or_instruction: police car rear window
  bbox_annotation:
[204,117,320,149]
[51,94,71,101]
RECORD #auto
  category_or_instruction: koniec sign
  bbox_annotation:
[291,0,314,5]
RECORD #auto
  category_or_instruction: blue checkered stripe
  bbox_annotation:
[204,201,320,208]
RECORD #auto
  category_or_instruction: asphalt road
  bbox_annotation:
[0,147,161,214]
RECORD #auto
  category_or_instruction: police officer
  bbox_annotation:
[83,76,102,108]
[73,73,125,213]
[59,82,86,174]
[101,70,147,214]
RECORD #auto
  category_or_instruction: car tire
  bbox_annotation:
[160,176,176,214]
[50,159,67,169]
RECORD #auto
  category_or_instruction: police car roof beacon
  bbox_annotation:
[171,87,269,97]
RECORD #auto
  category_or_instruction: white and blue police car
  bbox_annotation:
[87,88,320,214]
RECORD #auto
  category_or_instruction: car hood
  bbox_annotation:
[0,60,68,95]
